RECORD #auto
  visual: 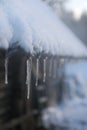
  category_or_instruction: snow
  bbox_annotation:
[0,7,13,49]
[42,61,87,129]
[0,0,87,56]
[65,61,87,103]
[42,105,87,129]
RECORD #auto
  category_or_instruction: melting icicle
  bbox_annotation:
[43,57,47,83]
[61,58,68,105]
[5,58,8,85]
[59,58,65,74]
[49,58,53,77]
[26,57,32,99]
[53,59,57,79]
[60,58,65,66]
[35,58,39,87]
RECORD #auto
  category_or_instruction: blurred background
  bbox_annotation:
[43,0,87,45]
[41,1,87,129]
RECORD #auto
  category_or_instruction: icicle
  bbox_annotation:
[26,57,32,99]
[35,58,39,87]
[43,57,47,83]
[53,59,57,79]
[60,58,65,66]
[5,58,8,85]
[49,58,53,77]
[26,59,29,85]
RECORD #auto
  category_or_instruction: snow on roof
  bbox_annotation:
[0,0,87,57]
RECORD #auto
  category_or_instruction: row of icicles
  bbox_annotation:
[26,56,65,99]
[5,56,65,99]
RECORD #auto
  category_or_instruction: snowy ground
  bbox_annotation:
[42,61,87,130]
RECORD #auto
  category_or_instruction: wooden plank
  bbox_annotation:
[0,112,32,130]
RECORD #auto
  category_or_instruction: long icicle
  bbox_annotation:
[26,57,32,99]
[53,59,57,79]
[49,58,53,77]
[35,58,39,87]
[43,57,47,83]
[5,57,8,85]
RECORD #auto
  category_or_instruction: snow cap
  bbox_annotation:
[0,0,87,57]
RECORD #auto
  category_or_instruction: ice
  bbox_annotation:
[26,58,32,99]
[0,0,87,56]
[5,58,8,84]
[43,58,47,83]
[35,58,39,86]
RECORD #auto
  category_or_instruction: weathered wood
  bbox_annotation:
[0,112,32,130]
